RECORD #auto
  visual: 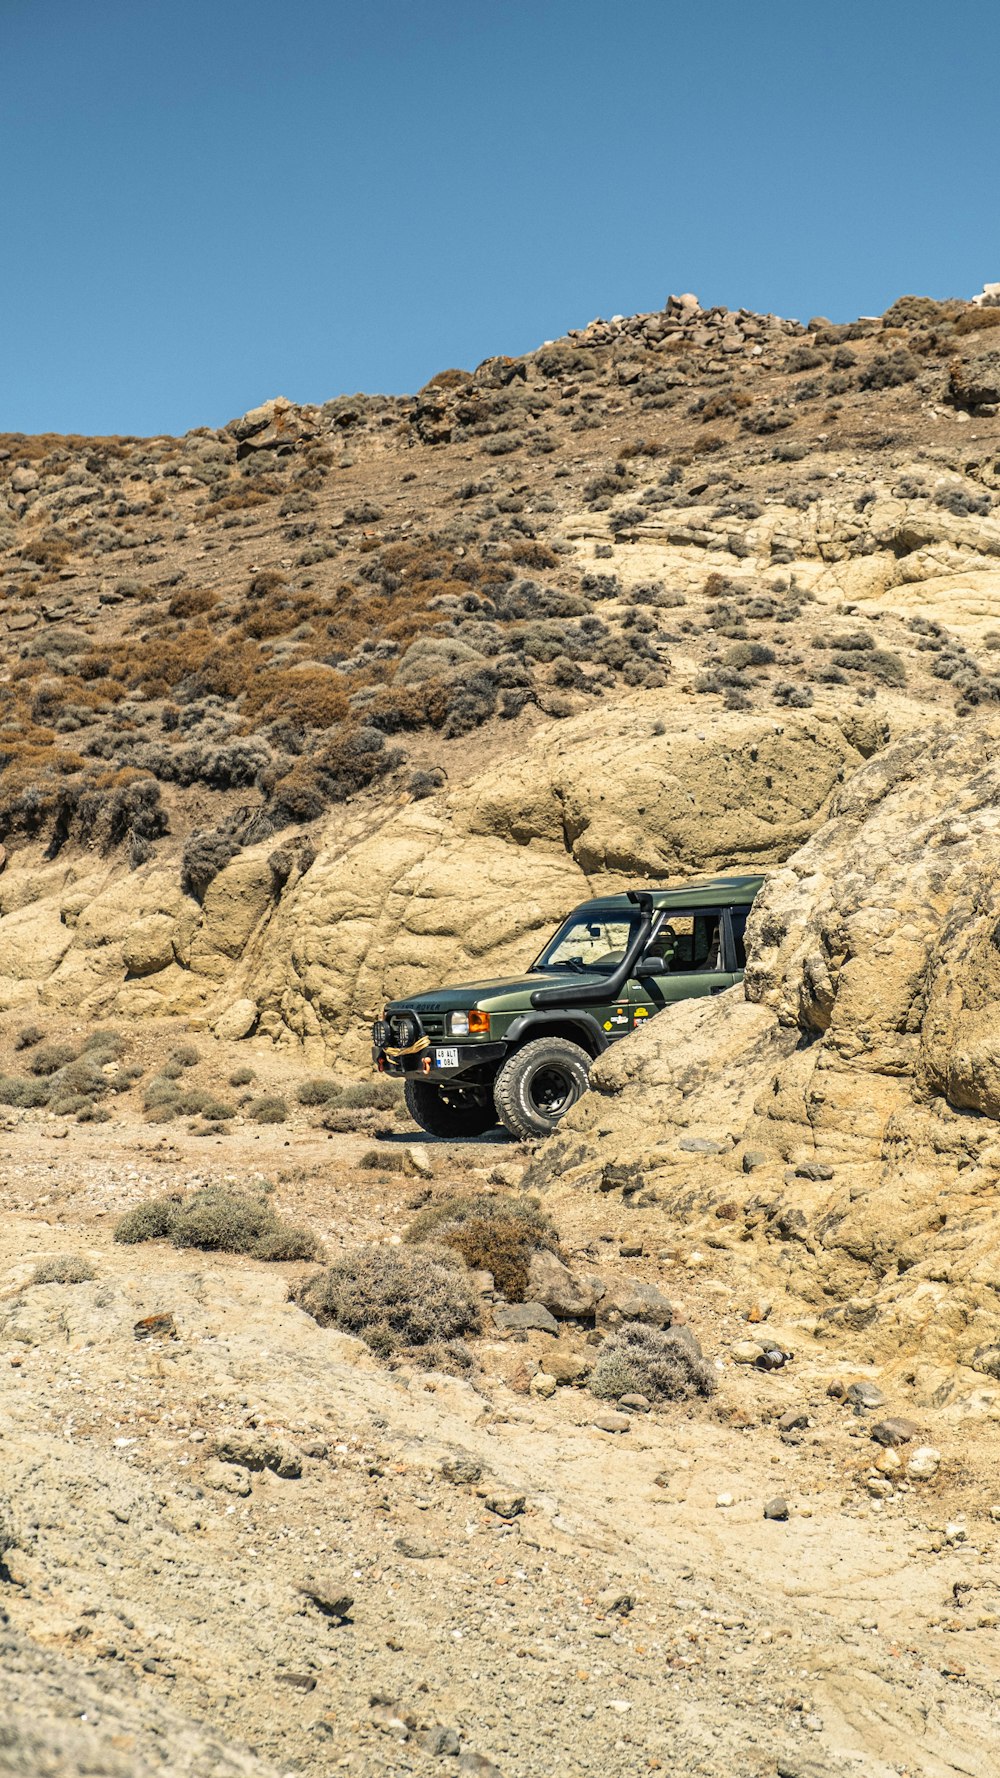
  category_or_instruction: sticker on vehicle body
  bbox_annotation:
[603,1008,629,1031]
[634,1006,649,1018]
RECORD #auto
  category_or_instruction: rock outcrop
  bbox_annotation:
[0,702,867,1060]
[529,716,1000,1398]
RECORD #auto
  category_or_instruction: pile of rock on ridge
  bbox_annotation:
[526,713,1000,1402]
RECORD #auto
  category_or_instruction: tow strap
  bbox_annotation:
[383,1034,431,1062]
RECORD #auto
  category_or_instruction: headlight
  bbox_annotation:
[450,1010,490,1037]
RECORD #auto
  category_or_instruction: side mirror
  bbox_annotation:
[635,954,667,976]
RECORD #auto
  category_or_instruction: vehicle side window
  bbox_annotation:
[729,907,749,970]
[656,912,722,973]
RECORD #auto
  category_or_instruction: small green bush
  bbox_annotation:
[248,1094,288,1124]
[114,1186,321,1260]
[170,1043,201,1068]
[589,1323,716,1402]
[31,1254,96,1285]
[229,1065,255,1087]
[293,1244,480,1353]
[77,1104,112,1124]
[0,1076,52,1108]
[14,1024,45,1051]
[405,1193,559,1301]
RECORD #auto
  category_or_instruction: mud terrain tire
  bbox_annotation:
[493,1037,592,1140]
[404,1079,498,1139]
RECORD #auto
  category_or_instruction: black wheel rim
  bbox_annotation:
[528,1065,574,1116]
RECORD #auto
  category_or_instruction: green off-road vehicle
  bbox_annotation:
[372,874,762,1141]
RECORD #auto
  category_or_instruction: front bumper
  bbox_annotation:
[373,1041,506,1082]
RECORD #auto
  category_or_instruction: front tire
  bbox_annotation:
[404,1078,498,1140]
[493,1037,592,1140]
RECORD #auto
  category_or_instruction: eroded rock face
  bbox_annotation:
[529,717,1000,1387]
[0,701,864,1061]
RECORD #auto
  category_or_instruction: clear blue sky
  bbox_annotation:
[3,0,997,437]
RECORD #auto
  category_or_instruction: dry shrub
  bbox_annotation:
[168,587,218,618]
[405,1193,559,1301]
[358,1147,406,1172]
[293,1243,480,1353]
[247,1094,288,1124]
[114,1186,320,1260]
[243,665,349,729]
[954,308,1000,336]
[589,1323,716,1402]
[0,1076,52,1108]
[31,1254,96,1285]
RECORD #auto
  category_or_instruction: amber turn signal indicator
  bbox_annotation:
[468,1009,491,1035]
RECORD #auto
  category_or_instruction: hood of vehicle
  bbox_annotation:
[386,974,548,1013]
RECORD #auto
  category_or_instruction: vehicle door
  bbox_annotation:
[626,908,735,1028]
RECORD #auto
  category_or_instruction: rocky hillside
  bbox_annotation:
[2,288,999,1047]
[4,288,1000,1778]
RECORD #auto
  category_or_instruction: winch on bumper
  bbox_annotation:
[371,1013,505,1082]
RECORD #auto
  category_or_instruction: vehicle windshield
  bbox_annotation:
[532,910,642,974]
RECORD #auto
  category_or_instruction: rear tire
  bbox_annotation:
[493,1037,592,1141]
[404,1078,498,1140]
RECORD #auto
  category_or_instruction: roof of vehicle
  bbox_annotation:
[570,874,765,915]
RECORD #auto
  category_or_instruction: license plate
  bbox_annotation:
[435,1047,459,1068]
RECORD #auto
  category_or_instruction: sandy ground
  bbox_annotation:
[0,1102,998,1778]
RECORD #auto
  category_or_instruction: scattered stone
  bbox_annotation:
[439,1454,483,1486]
[212,998,257,1040]
[746,1298,772,1323]
[592,1409,631,1434]
[742,1150,769,1173]
[421,1726,462,1756]
[907,1445,941,1480]
[484,1491,525,1520]
[597,1587,634,1614]
[763,1496,789,1521]
[529,1370,557,1399]
[493,1302,559,1336]
[213,1430,302,1478]
[846,1381,886,1410]
[777,1407,810,1433]
[678,1136,728,1154]
[873,1446,902,1476]
[370,1701,412,1734]
[871,1417,919,1447]
[619,1393,650,1412]
[403,1144,434,1178]
[732,1340,766,1364]
[619,1240,643,1258]
[793,1162,834,1180]
[595,1278,672,1330]
[524,1249,598,1319]
[716,1493,734,1508]
[133,1312,176,1341]
[866,1477,894,1499]
[297,1573,354,1619]
[544,1346,590,1384]
[458,1753,502,1777]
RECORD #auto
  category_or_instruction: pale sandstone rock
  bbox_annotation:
[213,998,258,1040]
[528,717,1000,1383]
